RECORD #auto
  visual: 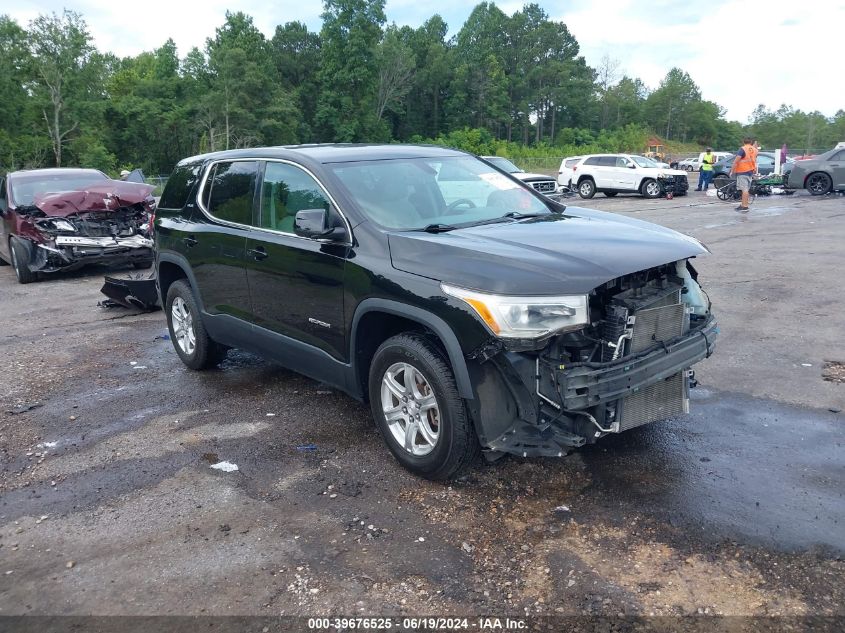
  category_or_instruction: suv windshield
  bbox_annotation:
[632,156,658,168]
[11,172,109,206]
[329,156,551,230]
[485,157,522,173]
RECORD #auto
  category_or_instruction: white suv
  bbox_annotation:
[573,154,689,199]
[557,156,584,190]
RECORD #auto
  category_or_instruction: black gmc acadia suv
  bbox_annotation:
[155,145,718,479]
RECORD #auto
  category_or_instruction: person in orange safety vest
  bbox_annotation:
[730,137,758,212]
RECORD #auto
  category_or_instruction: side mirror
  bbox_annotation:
[294,208,346,241]
[628,163,637,169]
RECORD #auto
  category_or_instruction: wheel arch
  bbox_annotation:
[157,253,204,311]
[350,299,474,401]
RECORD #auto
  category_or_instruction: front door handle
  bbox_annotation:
[248,247,268,261]
[183,236,198,247]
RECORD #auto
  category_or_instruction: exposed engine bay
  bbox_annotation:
[470,259,718,458]
[14,183,155,274]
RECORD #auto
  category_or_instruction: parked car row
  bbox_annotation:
[677,152,733,172]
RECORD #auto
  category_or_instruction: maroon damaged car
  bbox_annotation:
[0,168,155,283]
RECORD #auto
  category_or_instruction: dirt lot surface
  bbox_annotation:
[1,190,843,625]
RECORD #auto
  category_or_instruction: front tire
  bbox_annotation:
[806,172,832,196]
[368,333,478,480]
[578,179,596,199]
[10,238,37,284]
[165,279,225,370]
[641,178,662,198]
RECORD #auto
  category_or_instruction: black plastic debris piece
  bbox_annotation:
[100,272,160,311]
[6,403,43,415]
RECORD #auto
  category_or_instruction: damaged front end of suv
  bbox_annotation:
[401,212,720,460]
[2,171,155,283]
[451,259,717,458]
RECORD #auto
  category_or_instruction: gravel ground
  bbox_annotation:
[0,189,843,625]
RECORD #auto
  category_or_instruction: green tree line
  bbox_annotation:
[1,2,843,176]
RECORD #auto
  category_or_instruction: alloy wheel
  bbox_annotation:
[807,173,831,195]
[171,296,196,356]
[380,362,441,456]
[645,181,661,197]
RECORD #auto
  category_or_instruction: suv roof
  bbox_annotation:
[177,144,467,167]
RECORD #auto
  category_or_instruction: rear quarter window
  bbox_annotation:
[158,164,201,209]
[203,161,258,226]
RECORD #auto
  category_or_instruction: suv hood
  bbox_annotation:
[29,181,155,217]
[645,167,688,177]
[513,172,555,181]
[388,207,708,295]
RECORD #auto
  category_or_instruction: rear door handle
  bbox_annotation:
[183,236,198,247]
[248,247,268,261]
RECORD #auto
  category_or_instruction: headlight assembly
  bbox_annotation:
[441,283,589,339]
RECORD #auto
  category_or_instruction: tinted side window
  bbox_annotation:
[830,150,845,161]
[260,163,330,233]
[584,157,601,166]
[158,164,201,209]
[598,157,617,167]
[205,161,258,225]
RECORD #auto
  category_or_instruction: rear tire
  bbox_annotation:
[10,238,37,284]
[640,179,662,199]
[578,179,596,199]
[368,332,478,480]
[165,279,226,370]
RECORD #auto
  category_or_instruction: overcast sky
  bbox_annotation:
[5,0,841,122]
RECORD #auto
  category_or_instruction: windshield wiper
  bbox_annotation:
[420,223,458,233]
[502,211,547,219]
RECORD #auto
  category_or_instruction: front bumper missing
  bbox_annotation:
[30,235,153,273]
[485,317,718,457]
[549,317,718,411]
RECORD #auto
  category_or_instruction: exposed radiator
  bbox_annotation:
[630,302,686,353]
[616,288,689,430]
[618,371,688,431]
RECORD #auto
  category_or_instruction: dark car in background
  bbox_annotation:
[787,147,845,195]
[711,151,793,180]
[154,144,717,480]
[0,168,155,283]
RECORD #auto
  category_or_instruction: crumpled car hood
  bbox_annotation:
[388,207,708,295]
[32,181,155,217]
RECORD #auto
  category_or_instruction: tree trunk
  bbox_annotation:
[432,84,439,136]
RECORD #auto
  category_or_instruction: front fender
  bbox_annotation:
[350,298,474,400]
